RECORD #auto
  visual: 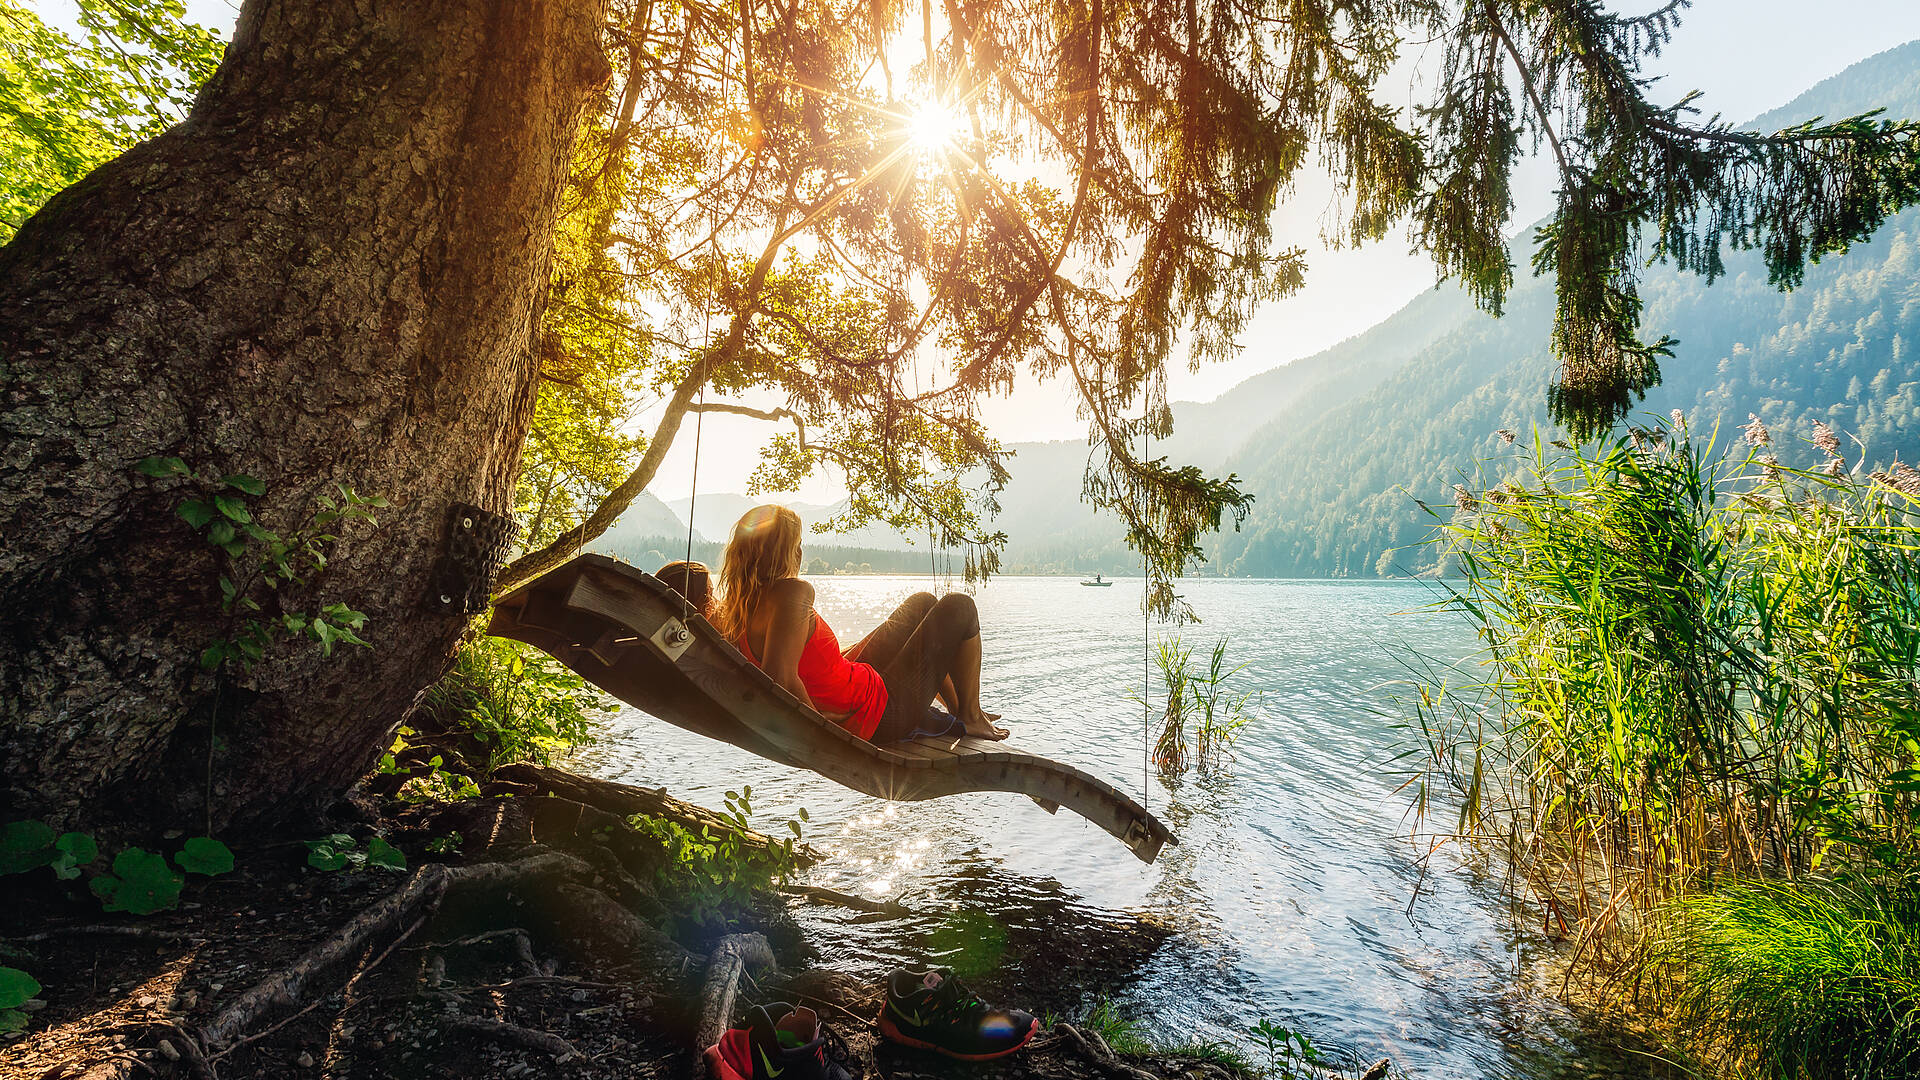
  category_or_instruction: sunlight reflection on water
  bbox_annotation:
[569,576,1652,1079]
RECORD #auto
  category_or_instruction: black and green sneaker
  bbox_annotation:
[705,1002,855,1080]
[876,968,1038,1060]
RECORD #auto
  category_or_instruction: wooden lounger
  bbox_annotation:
[487,554,1176,863]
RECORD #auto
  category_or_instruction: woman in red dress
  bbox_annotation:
[709,505,1006,742]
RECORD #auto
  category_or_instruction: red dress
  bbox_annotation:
[736,613,888,740]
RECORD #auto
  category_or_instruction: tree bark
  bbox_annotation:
[0,0,611,831]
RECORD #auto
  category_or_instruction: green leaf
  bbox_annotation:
[212,494,252,523]
[199,641,228,671]
[220,474,265,496]
[0,1008,26,1033]
[136,456,189,479]
[49,832,98,881]
[177,500,216,528]
[0,968,41,1011]
[92,848,184,915]
[174,837,234,877]
[304,835,353,872]
[0,821,56,876]
[207,520,235,546]
[366,837,406,872]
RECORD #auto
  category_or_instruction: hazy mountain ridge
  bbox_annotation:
[1216,41,1920,576]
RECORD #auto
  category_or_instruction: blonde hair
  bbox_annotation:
[710,504,803,641]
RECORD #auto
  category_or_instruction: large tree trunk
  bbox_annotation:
[0,0,610,831]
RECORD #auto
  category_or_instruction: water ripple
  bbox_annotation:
[569,576,1646,1078]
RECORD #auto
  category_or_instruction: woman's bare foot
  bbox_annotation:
[961,710,1009,740]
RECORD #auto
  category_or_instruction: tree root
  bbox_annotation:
[496,762,823,863]
[1051,1022,1161,1080]
[777,883,910,918]
[691,933,776,1076]
[544,880,698,975]
[429,927,541,975]
[443,1017,579,1061]
[196,849,591,1050]
[2,926,203,945]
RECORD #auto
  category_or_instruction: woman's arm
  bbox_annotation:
[758,578,817,711]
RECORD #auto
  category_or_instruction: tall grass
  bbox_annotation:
[1413,417,1920,967]
[1149,636,1257,776]
[1651,878,1920,1078]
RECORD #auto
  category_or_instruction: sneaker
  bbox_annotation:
[705,1002,854,1080]
[876,968,1039,1060]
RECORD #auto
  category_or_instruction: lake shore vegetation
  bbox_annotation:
[1415,413,1920,1075]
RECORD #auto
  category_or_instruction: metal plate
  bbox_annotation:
[649,615,693,662]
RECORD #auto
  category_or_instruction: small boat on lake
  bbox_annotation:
[1081,574,1114,587]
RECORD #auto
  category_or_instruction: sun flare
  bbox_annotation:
[905,101,967,154]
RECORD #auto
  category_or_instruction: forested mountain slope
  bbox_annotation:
[1214,40,1920,576]
[988,40,1920,578]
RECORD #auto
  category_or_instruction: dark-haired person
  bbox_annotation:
[709,504,1005,742]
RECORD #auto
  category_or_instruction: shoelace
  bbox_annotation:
[931,977,987,1023]
[821,1023,862,1079]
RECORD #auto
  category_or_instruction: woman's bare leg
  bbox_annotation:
[949,634,1007,739]
[936,674,999,722]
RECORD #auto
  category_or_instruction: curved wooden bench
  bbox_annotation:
[487,554,1176,863]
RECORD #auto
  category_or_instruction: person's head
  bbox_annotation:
[655,559,712,615]
[711,504,803,638]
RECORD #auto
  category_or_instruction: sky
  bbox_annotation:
[40,0,1920,505]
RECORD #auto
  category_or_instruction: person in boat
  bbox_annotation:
[710,504,1007,743]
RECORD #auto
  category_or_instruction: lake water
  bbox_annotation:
[572,576,1643,1079]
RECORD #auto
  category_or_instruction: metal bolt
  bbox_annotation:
[461,517,474,529]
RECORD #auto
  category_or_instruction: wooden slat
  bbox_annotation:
[489,555,1177,863]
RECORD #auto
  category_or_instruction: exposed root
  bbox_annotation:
[692,933,776,1073]
[497,762,823,863]
[1051,1022,1161,1080]
[2,926,202,945]
[777,883,910,918]
[443,1017,579,1061]
[196,849,592,1050]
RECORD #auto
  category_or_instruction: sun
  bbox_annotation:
[904,101,967,154]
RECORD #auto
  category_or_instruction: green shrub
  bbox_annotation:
[627,787,804,935]
[1655,878,1920,1078]
[418,635,612,768]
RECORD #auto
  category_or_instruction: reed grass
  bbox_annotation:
[1652,877,1920,1078]
[1149,636,1257,776]
[1412,416,1920,974]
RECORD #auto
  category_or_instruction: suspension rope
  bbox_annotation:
[686,206,715,567]
[1142,421,1150,813]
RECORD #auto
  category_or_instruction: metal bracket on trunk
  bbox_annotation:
[422,502,518,616]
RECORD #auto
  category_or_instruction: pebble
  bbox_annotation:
[209,983,224,992]
[295,1051,315,1068]
[20,999,44,1013]
[158,1040,181,1062]
[135,995,157,1008]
